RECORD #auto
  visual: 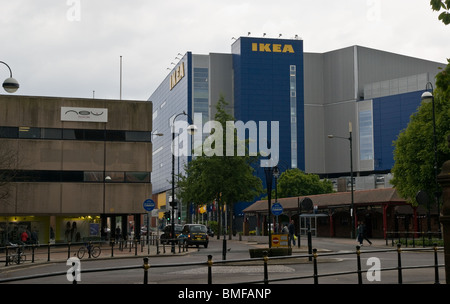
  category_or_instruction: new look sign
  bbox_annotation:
[61,107,108,122]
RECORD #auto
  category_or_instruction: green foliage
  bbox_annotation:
[177,95,263,233]
[274,168,334,198]
[430,0,450,25]
[391,60,450,205]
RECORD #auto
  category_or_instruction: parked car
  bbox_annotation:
[160,224,183,244]
[178,224,209,248]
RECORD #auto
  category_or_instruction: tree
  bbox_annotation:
[177,95,263,238]
[275,168,334,199]
[391,60,450,205]
[430,0,450,25]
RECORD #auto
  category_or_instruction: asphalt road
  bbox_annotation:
[0,236,445,285]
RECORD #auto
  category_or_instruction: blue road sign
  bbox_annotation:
[271,202,283,216]
[143,199,155,212]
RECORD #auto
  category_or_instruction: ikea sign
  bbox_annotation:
[252,43,294,53]
[170,62,185,90]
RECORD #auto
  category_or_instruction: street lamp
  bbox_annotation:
[171,111,196,253]
[328,121,354,238]
[421,83,440,237]
[1,61,19,93]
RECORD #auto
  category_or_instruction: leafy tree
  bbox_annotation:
[430,0,450,25]
[177,95,263,238]
[391,60,450,205]
[274,168,333,198]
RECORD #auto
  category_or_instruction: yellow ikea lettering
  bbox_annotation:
[170,62,185,90]
[251,43,294,53]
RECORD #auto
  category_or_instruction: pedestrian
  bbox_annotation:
[362,221,372,246]
[20,230,28,244]
[356,221,364,246]
[288,219,296,247]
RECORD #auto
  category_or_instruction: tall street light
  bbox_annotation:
[1,61,19,93]
[264,166,274,248]
[421,82,440,236]
[171,111,197,253]
[328,122,354,238]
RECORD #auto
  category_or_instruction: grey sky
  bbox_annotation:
[1,0,448,101]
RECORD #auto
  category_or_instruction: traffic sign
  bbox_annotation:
[143,199,155,212]
[271,202,283,216]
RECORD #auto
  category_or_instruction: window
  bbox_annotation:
[290,65,297,168]
[359,109,374,160]
[42,128,62,139]
[0,127,151,142]
[0,127,18,138]
[19,127,40,139]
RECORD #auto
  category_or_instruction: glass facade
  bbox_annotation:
[290,65,298,168]
[193,67,209,120]
[359,109,374,161]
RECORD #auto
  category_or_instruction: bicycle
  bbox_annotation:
[77,242,101,259]
[6,243,27,265]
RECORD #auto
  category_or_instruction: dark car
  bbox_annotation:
[160,224,183,244]
[178,224,209,248]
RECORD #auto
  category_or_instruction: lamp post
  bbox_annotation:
[421,83,440,237]
[171,111,196,253]
[1,61,19,93]
[328,122,354,238]
[264,166,273,248]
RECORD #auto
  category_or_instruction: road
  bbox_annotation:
[0,236,445,285]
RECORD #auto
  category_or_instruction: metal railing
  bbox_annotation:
[385,231,443,247]
[0,243,444,284]
[0,235,191,266]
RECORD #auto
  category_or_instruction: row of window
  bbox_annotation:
[290,65,298,169]
[0,127,152,142]
[8,170,151,183]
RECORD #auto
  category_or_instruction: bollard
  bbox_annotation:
[222,239,227,260]
[313,248,318,284]
[88,241,92,259]
[48,242,51,262]
[135,239,138,256]
[111,240,115,257]
[67,242,71,260]
[397,243,402,284]
[31,244,36,263]
[143,257,150,284]
[207,255,213,284]
[72,261,77,285]
[263,251,269,284]
[5,246,9,266]
[434,243,440,284]
[356,245,362,284]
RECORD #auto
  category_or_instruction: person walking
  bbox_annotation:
[288,219,296,247]
[357,221,372,246]
[362,221,372,245]
[356,221,364,246]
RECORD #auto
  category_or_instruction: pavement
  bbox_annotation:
[0,235,392,270]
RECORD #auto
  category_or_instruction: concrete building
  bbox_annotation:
[0,95,153,245]
[149,36,446,230]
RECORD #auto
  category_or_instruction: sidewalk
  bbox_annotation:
[0,241,192,270]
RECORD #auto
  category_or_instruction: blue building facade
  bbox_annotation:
[232,37,304,173]
[149,36,445,229]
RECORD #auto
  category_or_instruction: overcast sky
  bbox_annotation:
[1,0,448,101]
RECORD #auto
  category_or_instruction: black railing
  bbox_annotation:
[0,235,192,266]
[0,243,444,284]
[385,231,443,247]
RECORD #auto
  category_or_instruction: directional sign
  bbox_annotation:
[143,199,155,212]
[271,202,283,216]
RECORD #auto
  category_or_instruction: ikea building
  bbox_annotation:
[149,36,445,226]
